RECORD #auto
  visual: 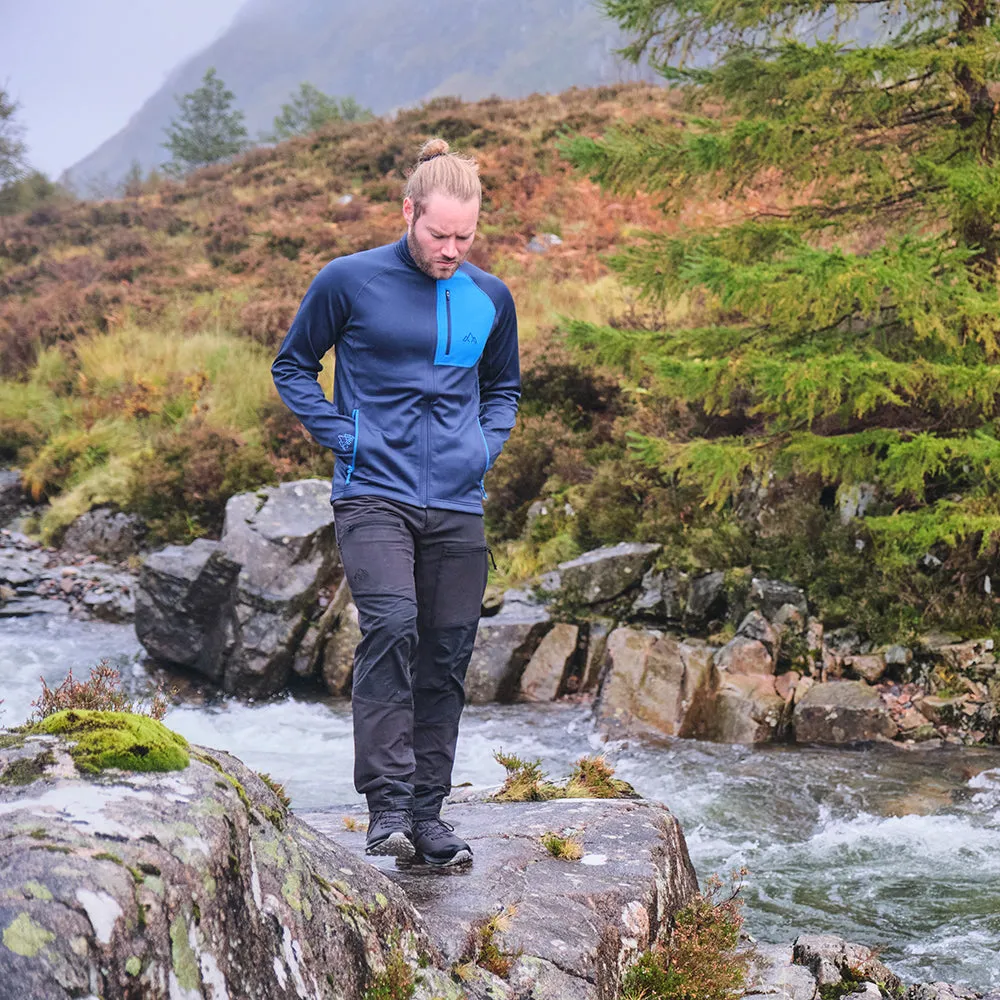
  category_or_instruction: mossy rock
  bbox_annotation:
[28,710,189,774]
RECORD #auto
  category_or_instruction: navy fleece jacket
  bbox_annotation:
[271,235,520,514]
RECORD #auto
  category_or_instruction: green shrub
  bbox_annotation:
[619,871,752,1000]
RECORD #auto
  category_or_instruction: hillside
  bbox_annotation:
[64,0,652,190]
[0,84,675,552]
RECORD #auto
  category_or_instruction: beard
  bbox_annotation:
[407,229,463,279]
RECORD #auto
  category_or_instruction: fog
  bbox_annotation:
[0,0,246,177]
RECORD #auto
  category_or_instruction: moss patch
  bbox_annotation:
[170,914,201,992]
[0,732,27,751]
[22,881,53,901]
[3,913,55,958]
[29,710,189,774]
[0,749,54,786]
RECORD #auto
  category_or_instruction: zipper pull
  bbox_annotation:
[479,480,488,500]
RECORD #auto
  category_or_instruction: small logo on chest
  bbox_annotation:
[463,333,478,345]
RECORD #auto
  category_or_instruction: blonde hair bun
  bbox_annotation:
[418,138,451,162]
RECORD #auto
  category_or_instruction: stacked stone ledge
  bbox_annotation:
[125,484,1000,745]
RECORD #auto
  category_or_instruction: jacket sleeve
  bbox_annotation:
[478,286,520,468]
[271,263,357,457]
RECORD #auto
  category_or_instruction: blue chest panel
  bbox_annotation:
[435,272,495,368]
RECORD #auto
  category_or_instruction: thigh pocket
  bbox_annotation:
[430,544,489,628]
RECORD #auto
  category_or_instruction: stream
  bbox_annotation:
[1,615,998,989]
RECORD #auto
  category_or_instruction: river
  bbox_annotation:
[1,615,998,989]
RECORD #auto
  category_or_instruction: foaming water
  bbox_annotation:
[2,617,999,988]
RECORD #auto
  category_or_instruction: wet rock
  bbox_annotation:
[917,695,967,727]
[0,470,24,525]
[135,538,241,683]
[792,935,902,994]
[715,636,775,675]
[686,570,726,622]
[848,985,885,1000]
[596,627,714,738]
[0,595,71,617]
[0,731,432,1000]
[218,480,340,696]
[526,232,563,253]
[775,671,801,702]
[519,622,579,702]
[557,543,661,606]
[773,603,806,635]
[905,984,980,1000]
[321,601,360,696]
[838,482,877,523]
[60,508,146,563]
[136,481,341,697]
[581,619,612,692]
[846,653,887,684]
[883,644,913,667]
[305,796,699,1000]
[738,610,779,652]
[937,639,994,672]
[697,673,786,743]
[631,568,667,617]
[746,942,819,1000]
[793,682,899,744]
[466,600,550,704]
[750,578,808,620]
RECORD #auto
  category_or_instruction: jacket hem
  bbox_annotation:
[331,483,484,515]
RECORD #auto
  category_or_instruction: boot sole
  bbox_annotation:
[416,847,473,867]
[366,832,415,860]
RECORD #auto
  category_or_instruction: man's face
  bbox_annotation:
[403,192,479,280]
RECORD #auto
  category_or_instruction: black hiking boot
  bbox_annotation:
[365,809,415,859]
[412,816,473,867]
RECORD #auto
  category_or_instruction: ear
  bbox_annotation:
[402,196,415,227]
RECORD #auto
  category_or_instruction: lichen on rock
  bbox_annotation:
[28,710,189,774]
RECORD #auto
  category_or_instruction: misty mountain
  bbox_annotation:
[64,0,651,190]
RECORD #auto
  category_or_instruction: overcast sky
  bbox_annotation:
[0,0,247,177]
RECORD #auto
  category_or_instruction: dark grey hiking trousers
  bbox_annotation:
[333,496,488,818]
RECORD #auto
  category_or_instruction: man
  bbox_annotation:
[272,138,520,866]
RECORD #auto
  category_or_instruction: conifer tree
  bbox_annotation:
[567,1,1000,629]
[162,68,248,175]
[0,87,28,187]
[264,83,372,142]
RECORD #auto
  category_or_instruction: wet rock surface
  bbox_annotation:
[0,529,136,623]
[466,592,551,704]
[794,680,899,744]
[0,730,431,1000]
[135,480,341,697]
[60,508,146,563]
[303,796,699,1000]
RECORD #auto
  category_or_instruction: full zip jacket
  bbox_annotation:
[271,236,520,513]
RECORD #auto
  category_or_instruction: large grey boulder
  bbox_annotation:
[0,727,432,1000]
[686,570,726,623]
[465,591,550,704]
[557,543,661,606]
[596,627,714,738]
[304,796,699,1000]
[61,508,146,563]
[793,682,899,744]
[751,578,809,619]
[136,480,340,697]
[134,538,241,682]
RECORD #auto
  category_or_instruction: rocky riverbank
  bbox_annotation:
[4,471,999,748]
[0,721,992,999]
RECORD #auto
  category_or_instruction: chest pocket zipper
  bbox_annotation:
[445,289,453,355]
